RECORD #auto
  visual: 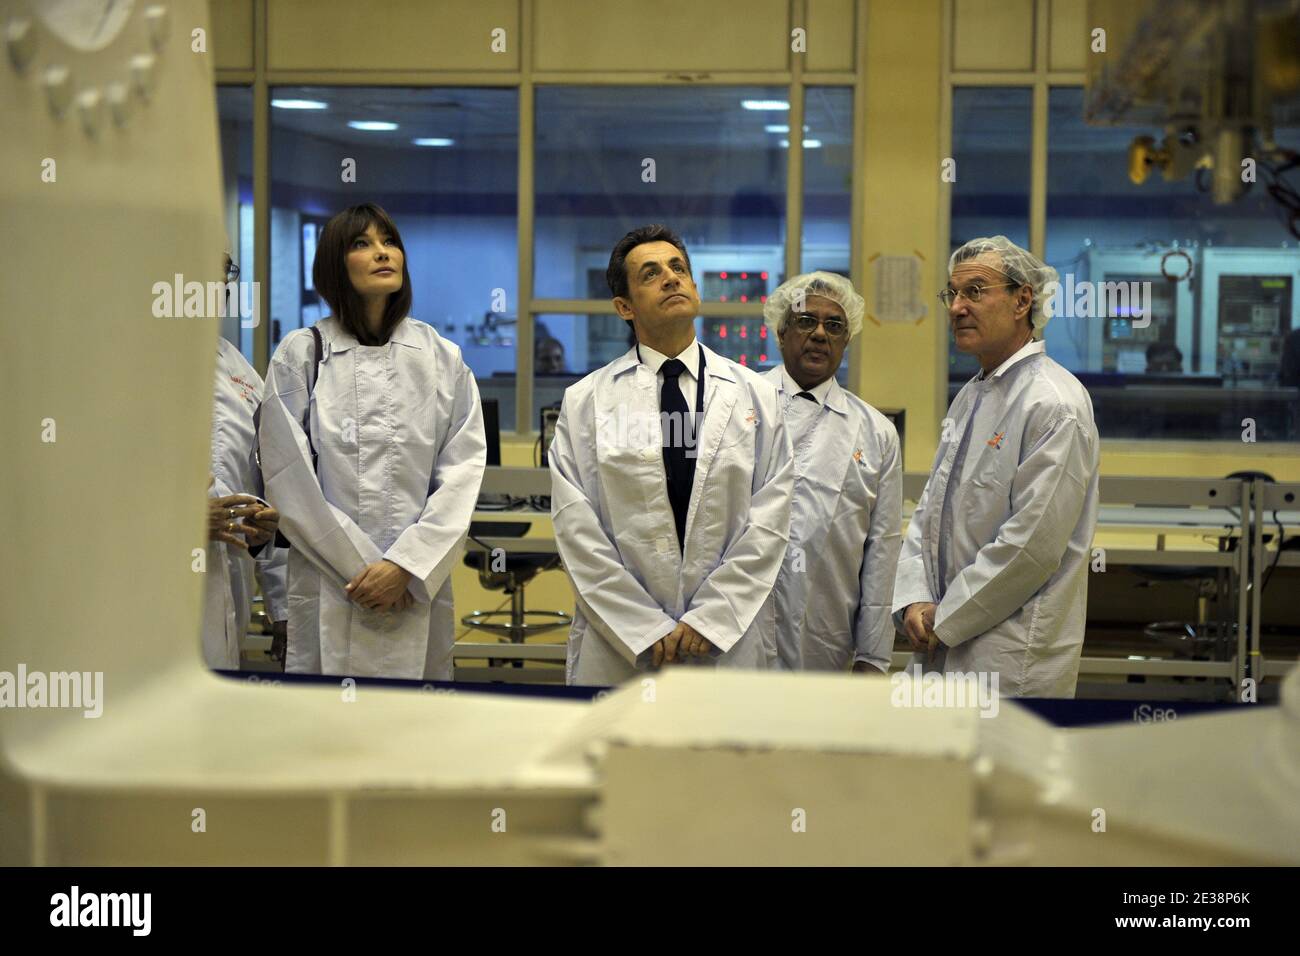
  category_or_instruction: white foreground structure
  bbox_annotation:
[1,0,1296,866]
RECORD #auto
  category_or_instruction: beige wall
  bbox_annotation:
[214,0,827,74]
[857,0,945,474]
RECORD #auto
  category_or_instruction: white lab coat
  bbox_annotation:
[892,340,1100,698]
[201,338,289,670]
[258,316,486,680]
[255,543,289,626]
[764,366,902,672]
[550,342,794,685]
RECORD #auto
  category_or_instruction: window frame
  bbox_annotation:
[216,0,866,441]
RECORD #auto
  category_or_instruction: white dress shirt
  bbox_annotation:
[779,366,836,406]
[638,337,703,410]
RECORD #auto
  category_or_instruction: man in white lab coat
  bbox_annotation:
[549,224,794,684]
[893,236,1100,698]
[762,272,902,673]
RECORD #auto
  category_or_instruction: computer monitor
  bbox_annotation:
[540,403,561,468]
[481,398,501,467]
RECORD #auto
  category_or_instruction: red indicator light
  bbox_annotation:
[759,326,767,338]
[739,294,748,303]
[739,327,748,338]
[720,271,728,279]
[760,271,769,280]
[719,325,727,338]
[739,354,748,365]
[759,353,767,362]
[740,272,748,279]
[760,295,767,303]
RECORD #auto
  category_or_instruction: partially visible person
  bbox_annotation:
[535,336,566,374]
[1144,342,1183,374]
[202,254,283,670]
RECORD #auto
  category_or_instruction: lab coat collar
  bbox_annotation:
[387,317,424,348]
[609,347,641,377]
[320,315,422,354]
[637,337,701,377]
[696,342,736,383]
[611,339,738,383]
[978,338,1044,382]
[777,364,846,414]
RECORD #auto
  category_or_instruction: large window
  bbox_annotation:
[533,86,789,301]
[268,87,519,425]
[948,87,1032,385]
[801,86,853,275]
[531,312,637,428]
[215,78,849,436]
[1046,87,1300,441]
[946,83,1300,441]
[532,85,809,412]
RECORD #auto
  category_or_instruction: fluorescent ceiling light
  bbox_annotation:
[742,99,789,111]
[271,99,327,110]
[779,139,823,148]
[764,124,810,133]
[348,121,398,131]
[413,137,455,146]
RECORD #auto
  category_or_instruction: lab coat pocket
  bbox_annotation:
[971,444,1013,495]
[839,462,875,514]
[596,429,662,536]
[965,466,1013,544]
[701,403,753,509]
[972,465,1011,496]
[715,406,756,452]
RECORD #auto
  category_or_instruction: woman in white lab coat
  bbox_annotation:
[257,204,487,680]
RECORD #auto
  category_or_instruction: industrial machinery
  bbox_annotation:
[1064,244,1299,383]
[1202,246,1299,382]
[1074,246,1201,374]
[1087,0,1300,228]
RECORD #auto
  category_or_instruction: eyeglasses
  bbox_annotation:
[788,312,849,338]
[937,282,1019,308]
[224,259,240,283]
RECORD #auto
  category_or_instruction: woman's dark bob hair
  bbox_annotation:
[312,203,413,345]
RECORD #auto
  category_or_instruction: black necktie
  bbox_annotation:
[660,359,695,551]
[795,391,817,403]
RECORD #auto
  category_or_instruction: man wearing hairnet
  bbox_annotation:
[763,273,902,673]
[893,237,1100,697]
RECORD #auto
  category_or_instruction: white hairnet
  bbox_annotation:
[763,271,865,341]
[948,236,1058,341]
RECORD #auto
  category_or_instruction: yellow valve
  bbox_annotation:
[1128,135,1170,185]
